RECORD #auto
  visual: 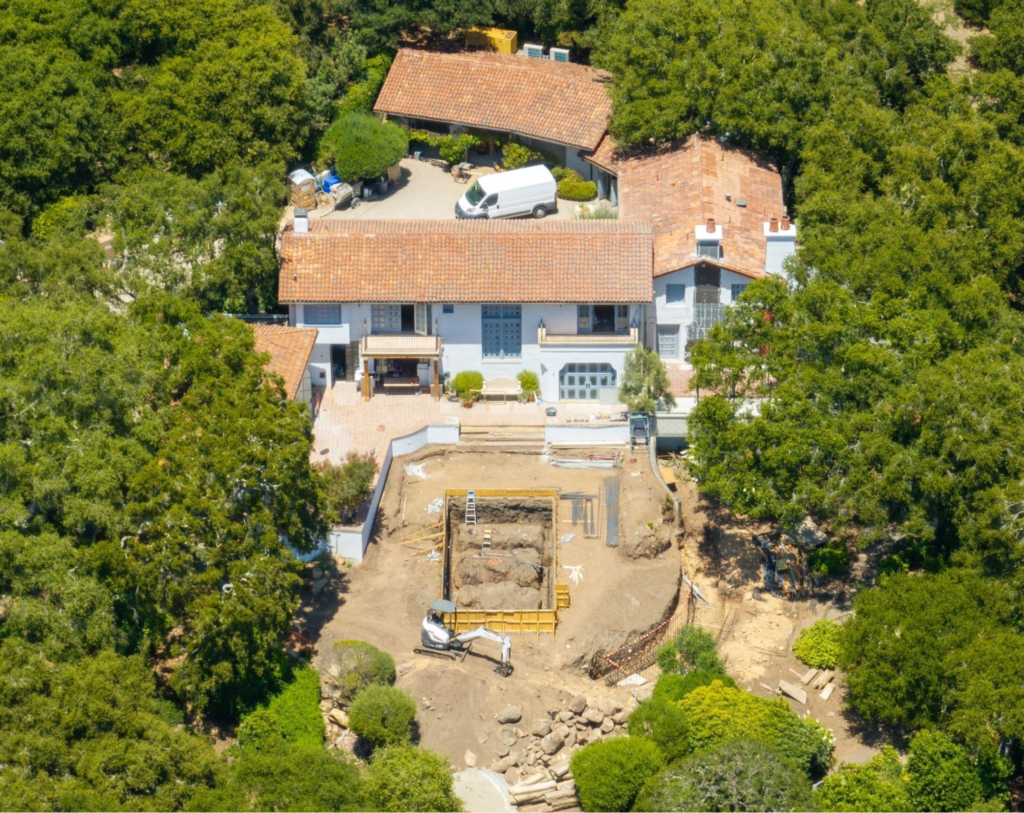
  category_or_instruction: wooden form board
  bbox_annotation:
[441,489,559,634]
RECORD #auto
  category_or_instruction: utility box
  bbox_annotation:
[466,26,518,54]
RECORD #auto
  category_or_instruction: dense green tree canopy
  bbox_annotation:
[0,294,326,715]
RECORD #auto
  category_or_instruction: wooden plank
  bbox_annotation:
[411,542,442,556]
[659,466,678,485]
[400,531,443,546]
[812,670,834,690]
[778,680,807,704]
[800,668,819,686]
[820,683,835,701]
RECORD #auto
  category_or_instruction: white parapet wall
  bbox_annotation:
[544,423,630,446]
[326,424,460,562]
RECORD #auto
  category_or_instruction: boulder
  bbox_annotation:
[497,705,522,724]
[556,710,575,723]
[598,698,619,717]
[396,661,415,675]
[328,708,349,728]
[600,718,615,733]
[568,695,588,714]
[499,726,518,747]
[465,750,478,768]
[530,719,552,737]
[583,708,605,725]
[576,729,589,746]
[492,755,515,773]
[564,727,577,748]
[553,722,570,740]
[494,743,510,758]
[541,731,564,756]
[327,663,341,679]
[505,768,520,785]
[612,711,629,725]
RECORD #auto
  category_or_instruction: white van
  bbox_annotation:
[455,165,558,220]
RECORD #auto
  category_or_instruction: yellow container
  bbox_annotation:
[466,26,518,55]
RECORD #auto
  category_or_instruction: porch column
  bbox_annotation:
[363,359,370,401]
[432,360,439,400]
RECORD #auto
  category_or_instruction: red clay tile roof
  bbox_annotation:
[375,49,613,151]
[584,133,619,173]
[251,324,318,400]
[278,220,653,304]
[617,135,784,279]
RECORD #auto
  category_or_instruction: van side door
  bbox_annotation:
[481,193,498,218]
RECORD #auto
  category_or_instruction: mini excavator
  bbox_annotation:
[414,599,514,677]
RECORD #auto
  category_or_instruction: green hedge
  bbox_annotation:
[406,128,483,165]
[626,696,690,762]
[655,624,725,674]
[501,141,555,170]
[453,370,483,399]
[321,113,408,181]
[348,685,417,749]
[807,540,850,578]
[363,746,462,812]
[793,619,843,670]
[326,640,395,702]
[681,681,834,774]
[651,669,737,703]
[570,737,663,812]
[236,665,324,753]
[555,168,597,201]
[517,370,540,397]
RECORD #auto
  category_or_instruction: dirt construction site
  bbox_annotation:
[301,442,882,801]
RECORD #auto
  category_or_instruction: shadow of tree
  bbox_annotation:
[293,564,350,649]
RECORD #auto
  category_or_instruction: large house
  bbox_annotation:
[279,51,797,405]
[280,220,652,403]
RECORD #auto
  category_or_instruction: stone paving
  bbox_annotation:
[312,382,619,465]
[295,158,575,225]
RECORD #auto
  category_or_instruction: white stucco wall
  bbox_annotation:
[652,267,754,367]
[293,301,642,402]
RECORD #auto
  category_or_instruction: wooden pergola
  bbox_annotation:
[358,334,443,401]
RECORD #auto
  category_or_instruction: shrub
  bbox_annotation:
[907,730,985,813]
[652,669,737,703]
[325,640,396,702]
[682,681,834,773]
[405,129,482,166]
[556,169,598,201]
[319,453,379,525]
[452,370,483,399]
[793,619,843,670]
[634,740,813,813]
[807,540,850,578]
[337,54,392,116]
[323,113,408,182]
[501,141,553,170]
[570,737,663,812]
[237,665,324,754]
[348,685,417,749]
[655,624,724,674]
[815,746,913,813]
[578,202,618,219]
[363,745,461,812]
[517,370,540,397]
[626,696,690,762]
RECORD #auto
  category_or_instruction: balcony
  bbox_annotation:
[360,334,442,358]
[537,326,639,346]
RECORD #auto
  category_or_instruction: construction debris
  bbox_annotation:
[820,683,836,701]
[799,668,819,686]
[562,565,583,586]
[404,462,428,480]
[426,497,443,514]
[813,670,835,690]
[550,452,622,470]
[778,680,808,704]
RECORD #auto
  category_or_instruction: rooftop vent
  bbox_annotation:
[294,208,309,233]
[549,47,571,63]
[524,43,544,58]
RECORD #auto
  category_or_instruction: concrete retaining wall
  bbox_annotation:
[544,423,630,445]
[326,424,460,562]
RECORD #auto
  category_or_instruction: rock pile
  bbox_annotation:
[489,696,628,811]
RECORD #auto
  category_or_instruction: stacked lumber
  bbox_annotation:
[507,770,579,811]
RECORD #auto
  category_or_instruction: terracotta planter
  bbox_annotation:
[461,400,475,409]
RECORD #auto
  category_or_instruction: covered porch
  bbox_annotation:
[359,334,443,401]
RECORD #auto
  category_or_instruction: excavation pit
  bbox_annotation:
[441,490,559,634]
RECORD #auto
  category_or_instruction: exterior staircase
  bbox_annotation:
[456,425,547,453]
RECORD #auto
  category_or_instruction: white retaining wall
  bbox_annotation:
[545,424,630,445]
[326,424,460,561]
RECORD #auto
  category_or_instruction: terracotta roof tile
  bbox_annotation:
[251,325,318,399]
[583,133,619,173]
[279,220,653,304]
[617,135,784,278]
[375,49,612,151]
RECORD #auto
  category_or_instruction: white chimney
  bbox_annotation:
[294,208,309,234]
[695,219,723,260]
[764,216,796,278]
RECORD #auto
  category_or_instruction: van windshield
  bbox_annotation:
[465,181,485,206]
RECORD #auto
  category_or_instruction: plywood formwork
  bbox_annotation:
[440,489,561,636]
